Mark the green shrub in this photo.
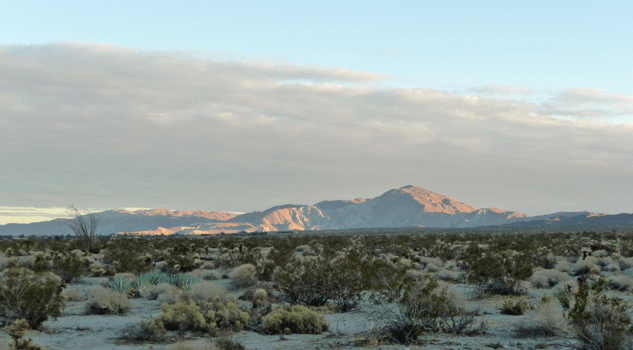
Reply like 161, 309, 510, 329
0, 268, 65, 329
260, 305, 328, 335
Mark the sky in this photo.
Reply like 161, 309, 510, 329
1, 1, 633, 224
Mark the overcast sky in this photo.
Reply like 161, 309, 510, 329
1, 1, 633, 224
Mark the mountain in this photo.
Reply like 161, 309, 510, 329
1, 185, 629, 236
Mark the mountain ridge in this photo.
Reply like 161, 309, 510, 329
1, 185, 629, 236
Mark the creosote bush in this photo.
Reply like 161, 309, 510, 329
369, 269, 486, 345
563, 276, 633, 350
463, 246, 532, 296
0, 267, 65, 329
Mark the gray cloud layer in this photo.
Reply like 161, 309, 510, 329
2, 42, 632, 216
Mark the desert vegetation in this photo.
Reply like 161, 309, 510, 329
2, 228, 633, 349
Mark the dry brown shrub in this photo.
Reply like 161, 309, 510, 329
144, 283, 181, 301
63, 288, 85, 302
228, 263, 257, 288
85, 286, 132, 315
189, 282, 229, 304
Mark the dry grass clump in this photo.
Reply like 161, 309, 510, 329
62, 288, 85, 302
228, 263, 257, 289
85, 286, 132, 315
530, 269, 572, 289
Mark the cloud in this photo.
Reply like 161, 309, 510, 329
541, 88, 633, 119
467, 84, 538, 96
1, 42, 633, 216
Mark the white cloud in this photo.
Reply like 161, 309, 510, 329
1, 42, 632, 216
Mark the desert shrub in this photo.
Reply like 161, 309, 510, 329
62, 288, 84, 302
498, 297, 533, 315
562, 276, 633, 350
272, 246, 371, 312
190, 269, 221, 281
189, 283, 229, 305
272, 255, 328, 307
260, 304, 328, 335
514, 298, 569, 338
605, 275, 633, 292
556, 260, 573, 273
124, 318, 167, 343
152, 298, 249, 337
102, 248, 153, 275
143, 283, 181, 301
434, 269, 461, 282
531, 269, 572, 289
6, 318, 46, 350
617, 257, 633, 271
165, 249, 203, 273
0, 267, 65, 329
251, 288, 268, 308
228, 264, 257, 289
423, 263, 441, 273
553, 279, 579, 296
369, 271, 486, 344
85, 286, 132, 315
155, 301, 207, 336
464, 250, 532, 296
418, 256, 444, 269
0, 251, 11, 270
213, 337, 245, 350
574, 257, 601, 276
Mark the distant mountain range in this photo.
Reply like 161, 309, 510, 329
2, 185, 633, 236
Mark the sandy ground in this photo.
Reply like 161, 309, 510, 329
3, 275, 622, 350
